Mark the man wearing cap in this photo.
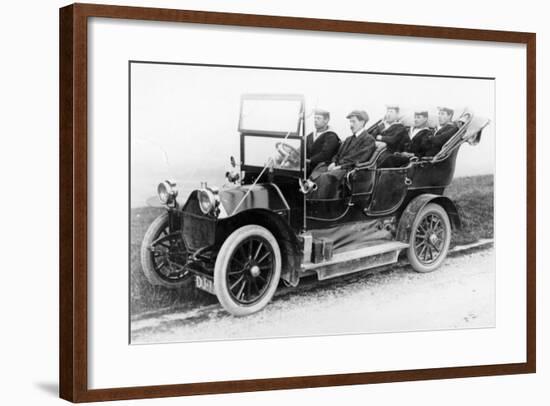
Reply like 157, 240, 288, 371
305, 109, 341, 173
424, 106, 459, 157
300, 110, 375, 198
329, 110, 375, 170
369, 105, 410, 157
378, 110, 434, 168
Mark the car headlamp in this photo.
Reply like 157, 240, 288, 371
198, 188, 219, 215
157, 181, 178, 204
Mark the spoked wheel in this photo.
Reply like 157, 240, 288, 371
407, 203, 451, 273
140, 212, 191, 288
214, 225, 281, 316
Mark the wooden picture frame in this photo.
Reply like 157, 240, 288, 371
59, 3, 536, 402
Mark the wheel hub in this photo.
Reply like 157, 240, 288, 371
429, 233, 438, 245
250, 264, 261, 277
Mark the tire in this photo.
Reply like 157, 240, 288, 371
140, 212, 190, 288
407, 203, 451, 273
214, 225, 281, 316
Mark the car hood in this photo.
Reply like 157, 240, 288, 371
219, 183, 289, 217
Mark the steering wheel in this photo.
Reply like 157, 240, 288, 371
275, 142, 300, 168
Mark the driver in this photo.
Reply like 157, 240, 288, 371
300, 110, 376, 199
306, 109, 341, 173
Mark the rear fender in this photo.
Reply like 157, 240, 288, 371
396, 194, 461, 243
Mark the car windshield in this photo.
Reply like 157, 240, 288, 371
239, 95, 304, 171
243, 136, 302, 171
239, 96, 303, 135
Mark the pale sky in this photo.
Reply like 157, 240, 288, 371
130, 62, 495, 207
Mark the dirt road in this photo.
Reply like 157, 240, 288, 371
131, 246, 495, 344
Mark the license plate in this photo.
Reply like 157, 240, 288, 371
195, 275, 215, 295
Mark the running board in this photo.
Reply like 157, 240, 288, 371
302, 241, 409, 280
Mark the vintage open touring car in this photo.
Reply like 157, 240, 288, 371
140, 94, 489, 316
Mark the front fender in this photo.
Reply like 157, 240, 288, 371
216, 209, 301, 287
396, 194, 461, 243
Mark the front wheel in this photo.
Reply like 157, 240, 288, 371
140, 212, 191, 288
214, 225, 281, 316
407, 203, 451, 273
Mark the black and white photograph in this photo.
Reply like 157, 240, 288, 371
129, 61, 495, 344
2, 0, 543, 402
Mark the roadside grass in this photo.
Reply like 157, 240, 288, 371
130, 207, 216, 317
130, 174, 493, 316
444, 174, 494, 246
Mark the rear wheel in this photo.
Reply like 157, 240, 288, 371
407, 203, 451, 272
214, 225, 281, 316
140, 212, 191, 288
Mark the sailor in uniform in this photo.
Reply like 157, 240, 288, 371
305, 109, 341, 174
426, 106, 459, 157
379, 110, 434, 168
369, 105, 410, 165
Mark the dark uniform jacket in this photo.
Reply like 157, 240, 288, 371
309, 128, 375, 199
331, 128, 376, 170
406, 127, 434, 157
370, 122, 410, 153
306, 130, 340, 170
378, 127, 434, 169
425, 122, 459, 157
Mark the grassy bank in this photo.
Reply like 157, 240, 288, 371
130, 174, 493, 315
444, 174, 494, 246
130, 207, 217, 317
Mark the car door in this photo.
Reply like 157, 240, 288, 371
367, 167, 409, 215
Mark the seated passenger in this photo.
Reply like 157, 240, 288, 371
378, 110, 434, 168
424, 106, 459, 157
369, 105, 410, 162
300, 110, 376, 199
306, 109, 341, 173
